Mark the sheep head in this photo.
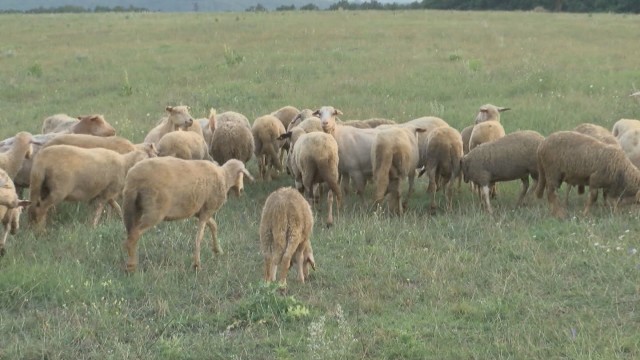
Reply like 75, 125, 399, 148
74, 115, 116, 137
222, 159, 255, 197
474, 104, 510, 125
166, 105, 194, 130
313, 106, 343, 134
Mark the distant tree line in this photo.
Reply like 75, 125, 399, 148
0, 5, 149, 14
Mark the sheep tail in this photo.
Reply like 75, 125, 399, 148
535, 153, 546, 199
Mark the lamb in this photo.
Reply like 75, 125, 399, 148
41, 114, 116, 136
260, 187, 315, 285
612, 118, 640, 139
423, 126, 464, 211
210, 118, 255, 191
122, 158, 254, 272
157, 130, 212, 161
535, 131, 640, 219
285, 131, 341, 226
41, 134, 138, 154
315, 106, 380, 196
372, 125, 425, 215
461, 130, 544, 214
271, 105, 300, 130
0, 170, 30, 256
0, 132, 34, 179
28, 143, 158, 228
252, 115, 287, 180
143, 106, 195, 145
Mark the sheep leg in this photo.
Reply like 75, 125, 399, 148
294, 248, 305, 283
426, 167, 438, 210
326, 190, 334, 227
278, 243, 298, 286
516, 177, 529, 207
547, 185, 567, 219
564, 184, 572, 207
326, 178, 342, 227
193, 219, 208, 269
0, 225, 9, 256
124, 228, 142, 272
481, 185, 493, 214
206, 217, 223, 255
387, 178, 402, 215
263, 254, 276, 282
340, 173, 351, 197
583, 188, 598, 216
445, 177, 455, 211
91, 201, 106, 228
108, 199, 123, 220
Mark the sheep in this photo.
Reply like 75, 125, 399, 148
217, 111, 251, 129
287, 109, 315, 131
315, 106, 380, 196
42, 114, 116, 136
157, 130, 212, 161
474, 104, 510, 124
372, 125, 424, 214
460, 125, 474, 155
612, 118, 640, 139
41, 133, 138, 154
535, 131, 640, 219
28, 143, 158, 229
619, 128, 640, 168
0, 133, 59, 195
260, 187, 315, 285
284, 131, 341, 226
252, 115, 287, 180
401, 116, 450, 169
271, 105, 300, 130
0, 170, 30, 256
573, 123, 619, 147
341, 118, 396, 129
143, 106, 195, 145
197, 108, 217, 149
423, 126, 464, 211
461, 130, 544, 214
210, 119, 255, 192
469, 121, 505, 151
122, 158, 254, 272
0, 132, 34, 179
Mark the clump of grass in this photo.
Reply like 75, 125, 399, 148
466, 58, 483, 72
27, 63, 43, 77
223, 44, 245, 67
448, 52, 462, 61
121, 70, 133, 96
308, 304, 357, 360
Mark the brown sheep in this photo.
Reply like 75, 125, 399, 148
0, 132, 34, 179
144, 106, 195, 145
157, 130, 212, 161
122, 158, 254, 272
252, 115, 287, 181
271, 105, 300, 130
210, 119, 255, 189
28, 144, 158, 228
0, 169, 30, 256
536, 131, 640, 219
469, 121, 505, 151
474, 104, 510, 124
423, 126, 464, 211
42, 134, 138, 154
42, 114, 116, 136
461, 130, 544, 214
260, 187, 315, 285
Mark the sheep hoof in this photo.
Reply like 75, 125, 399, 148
192, 263, 200, 270
124, 263, 137, 273
326, 222, 333, 229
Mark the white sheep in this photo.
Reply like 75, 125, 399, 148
286, 131, 341, 226
252, 115, 287, 180
41, 114, 117, 136
260, 187, 315, 285
372, 125, 424, 214
157, 129, 212, 161
217, 111, 251, 129
612, 118, 640, 139
0, 132, 34, 179
122, 158, 254, 272
0, 133, 58, 195
469, 120, 505, 151
210, 118, 255, 191
28, 143, 158, 228
0, 169, 30, 256
315, 106, 380, 196
423, 126, 464, 211
461, 130, 544, 214
143, 106, 195, 145
536, 131, 640, 219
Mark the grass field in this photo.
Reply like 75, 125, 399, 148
1, 9, 640, 359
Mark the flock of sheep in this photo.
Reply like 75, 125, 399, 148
1, 95, 640, 284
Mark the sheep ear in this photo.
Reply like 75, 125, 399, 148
334, 109, 343, 116
165, 106, 174, 113
31, 139, 45, 146
498, 107, 511, 112
17, 200, 31, 207
242, 168, 255, 182
415, 127, 427, 133
277, 132, 292, 140
312, 109, 321, 117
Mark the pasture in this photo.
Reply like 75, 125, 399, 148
1, 9, 640, 359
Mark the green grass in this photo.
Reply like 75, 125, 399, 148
1, 10, 640, 359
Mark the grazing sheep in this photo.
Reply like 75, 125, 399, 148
157, 130, 212, 161
143, 106, 195, 145
271, 105, 300, 130
42, 134, 138, 154
122, 158, 254, 272
469, 120, 505, 151
474, 104, 510, 124
42, 114, 116, 136
315, 106, 380, 196
372, 126, 425, 215
0, 132, 34, 179
260, 187, 315, 285
252, 115, 287, 180
612, 118, 640, 139
28, 143, 158, 228
0, 170, 30, 256
285, 131, 341, 226
536, 131, 640, 219
461, 130, 544, 214
210, 119, 255, 192
423, 126, 464, 211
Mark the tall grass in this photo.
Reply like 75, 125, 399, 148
0, 10, 639, 359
